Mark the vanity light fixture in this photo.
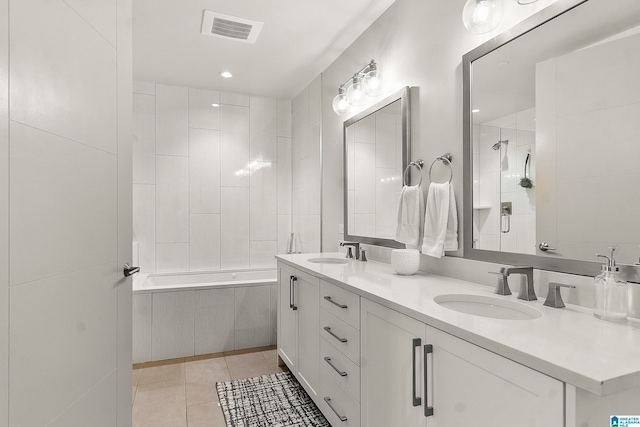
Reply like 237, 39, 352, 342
463, 0, 539, 34
332, 60, 386, 115
332, 85, 351, 115
462, 0, 505, 34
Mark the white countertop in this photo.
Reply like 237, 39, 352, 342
276, 252, 640, 396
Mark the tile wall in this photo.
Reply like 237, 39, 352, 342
473, 108, 536, 254
537, 32, 640, 265
133, 82, 292, 273
291, 75, 322, 253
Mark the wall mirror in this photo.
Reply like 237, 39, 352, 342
463, 0, 640, 277
344, 86, 411, 248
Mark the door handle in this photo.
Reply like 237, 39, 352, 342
123, 263, 140, 277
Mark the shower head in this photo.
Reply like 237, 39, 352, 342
492, 139, 509, 150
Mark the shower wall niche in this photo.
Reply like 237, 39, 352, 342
473, 108, 536, 255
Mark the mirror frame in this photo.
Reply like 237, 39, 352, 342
343, 86, 411, 249
462, 0, 640, 280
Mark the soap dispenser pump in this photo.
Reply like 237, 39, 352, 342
594, 247, 628, 322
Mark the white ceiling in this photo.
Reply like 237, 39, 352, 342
133, 0, 397, 100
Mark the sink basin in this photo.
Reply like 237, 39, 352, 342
307, 257, 350, 265
434, 294, 542, 320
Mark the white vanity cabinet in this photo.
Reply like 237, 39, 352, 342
277, 263, 320, 400
361, 298, 564, 427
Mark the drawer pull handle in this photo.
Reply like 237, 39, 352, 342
324, 396, 348, 422
324, 326, 348, 343
324, 356, 347, 377
412, 338, 422, 407
324, 296, 348, 309
424, 344, 434, 417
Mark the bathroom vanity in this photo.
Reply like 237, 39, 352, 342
276, 253, 640, 427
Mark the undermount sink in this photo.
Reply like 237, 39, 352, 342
307, 257, 350, 265
434, 294, 542, 320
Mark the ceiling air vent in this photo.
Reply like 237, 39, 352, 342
201, 11, 264, 44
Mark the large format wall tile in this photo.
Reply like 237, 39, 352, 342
277, 100, 292, 138
190, 214, 221, 271
156, 84, 188, 156
194, 288, 235, 354
10, 122, 117, 285
133, 184, 156, 273
250, 163, 277, 241
133, 94, 156, 184
221, 187, 250, 269
221, 105, 250, 188
9, 263, 117, 427
156, 243, 189, 272
250, 241, 277, 268
189, 128, 221, 214
250, 96, 277, 162
234, 286, 271, 349
156, 155, 189, 243
64, 0, 117, 46
152, 291, 195, 360
189, 88, 220, 130
277, 137, 292, 215
10, 0, 117, 154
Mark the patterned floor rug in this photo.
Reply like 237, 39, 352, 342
216, 371, 330, 427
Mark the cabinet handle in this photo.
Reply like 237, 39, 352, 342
324, 356, 347, 377
412, 338, 422, 407
324, 397, 348, 422
289, 276, 298, 310
324, 295, 348, 309
424, 344, 434, 417
324, 326, 347, 343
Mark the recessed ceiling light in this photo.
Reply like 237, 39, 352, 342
220, 71, 233, 78
211, 103, 220, 107
472, 109, 480, 113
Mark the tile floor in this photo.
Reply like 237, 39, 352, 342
132, 349, 287, 427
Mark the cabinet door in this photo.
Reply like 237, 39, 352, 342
296, 271, 320, 399
278, 264, 297, 370
361, 298, 427, 427
426, 325, 564, 427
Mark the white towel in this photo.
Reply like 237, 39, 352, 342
421, 182, 458, 258
395, 185, 425, 247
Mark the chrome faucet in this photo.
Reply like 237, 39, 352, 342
504, 266, 536, 301
340, 241, 361, 260
488, 267, 511, 295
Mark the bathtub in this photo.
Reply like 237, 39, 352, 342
133, 268, 277, 293
132, 269, 278, 364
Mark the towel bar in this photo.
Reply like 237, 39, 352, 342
403, 159, 425, 186
428, 153, 453, 184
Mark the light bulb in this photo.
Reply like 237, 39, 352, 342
332, 86, 351, 115
363, 61, 385, 97
346, 75, 367, 106
462, 0, 504, 35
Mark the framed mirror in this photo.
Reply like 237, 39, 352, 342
463, 0, 640, 277
344, 86, 411, 248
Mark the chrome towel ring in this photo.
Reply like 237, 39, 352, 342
428, 153, 453, 184
402, 159, 425, 186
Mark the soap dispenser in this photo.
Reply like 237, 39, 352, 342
594, 247, 628, 322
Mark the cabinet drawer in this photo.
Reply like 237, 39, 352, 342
320, 280, 360, 329
320, 309, 360, 365
321, 337, 360, 401
320, 368, 361, 427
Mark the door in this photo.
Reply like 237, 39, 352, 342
278, 264, 297, 370
3, 0, 133, 425
361, 298, 427, 427
426, 325, 564, 426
